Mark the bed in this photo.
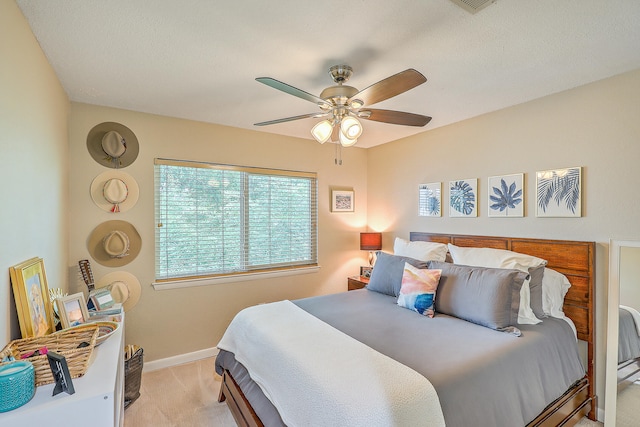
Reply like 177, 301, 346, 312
215, 232, 596, 426
617, 305, 640, 391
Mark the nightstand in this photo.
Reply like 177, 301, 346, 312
347, 275, 369, 291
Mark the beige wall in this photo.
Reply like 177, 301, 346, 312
67, 103, 369, 361
6, 0, 640, 415
367, 68, 640, 415
0, 1, 69, 344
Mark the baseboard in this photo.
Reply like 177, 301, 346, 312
143, 347, 219, 372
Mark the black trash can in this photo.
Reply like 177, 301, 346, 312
124, 345, 143, 409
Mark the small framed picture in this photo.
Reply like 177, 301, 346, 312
47, 351, 75, 396
56, 293, 90, 329
360, 266, 373, 278
331, 190, 354, 212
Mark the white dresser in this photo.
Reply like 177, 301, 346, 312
0, 323, 125, 426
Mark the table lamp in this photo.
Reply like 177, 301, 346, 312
360, 232, 382, 267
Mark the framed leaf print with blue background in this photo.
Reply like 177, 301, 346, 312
419, 182, 441, 217
536, 167, 582, 217
449, 179, 477, 217
488, 173, 524, 217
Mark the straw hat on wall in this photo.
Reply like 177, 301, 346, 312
86, 122, 139, 169
96, 271, 141, 312
87, 220, 141, 267
90, 171, 139, 213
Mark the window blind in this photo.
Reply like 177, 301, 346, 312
154, 158, 318, 281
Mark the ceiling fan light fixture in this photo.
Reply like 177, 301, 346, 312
340, 116, 363, 140
349, 99, 364, 109
338, 131, 357, 147
311, 120, 333, 144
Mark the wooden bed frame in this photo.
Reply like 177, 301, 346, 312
218, 232, 597, 426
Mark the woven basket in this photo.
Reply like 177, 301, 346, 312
0, 323, 99, 386
124, 345, 143, 408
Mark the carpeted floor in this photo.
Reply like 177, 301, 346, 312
125, 357, 605, 427
615, 381, 640, 427
124, 357, 235, 426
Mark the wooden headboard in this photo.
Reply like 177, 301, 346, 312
410, 232, 596, 418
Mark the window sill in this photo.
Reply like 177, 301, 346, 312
152, 265, 321, 291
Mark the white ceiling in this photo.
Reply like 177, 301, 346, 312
16, 0, 640, 148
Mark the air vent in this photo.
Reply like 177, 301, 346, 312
450, 0, 496, 14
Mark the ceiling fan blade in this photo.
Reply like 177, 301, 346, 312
256, 77, 332, 108
359, 109, 432, 127
348, 69, 427, 107
254, 112, 329, 126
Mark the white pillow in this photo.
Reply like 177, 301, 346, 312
447, 243, 547, 325
541, 267, 571, 318
394, 238, 448, 262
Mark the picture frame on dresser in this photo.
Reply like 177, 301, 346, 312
9, 257, 55, 338
56, 293, 90, 329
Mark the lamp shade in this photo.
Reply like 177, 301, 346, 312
360, 232, 382, 251
311, 120, 333, 144
340, 116, 363, 139
338, 131, 357, 147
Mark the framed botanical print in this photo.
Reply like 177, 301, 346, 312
488, 173, 524, 217
419, 182, 442, 217
536, 167, 582, 217
449, 179, 477, 217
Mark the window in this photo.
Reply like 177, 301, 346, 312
154, 158, 317, 283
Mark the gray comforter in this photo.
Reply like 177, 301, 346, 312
216, 289, 585, 427
618, 307, 640, 364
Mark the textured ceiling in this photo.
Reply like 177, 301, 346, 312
16, 0, 640, 148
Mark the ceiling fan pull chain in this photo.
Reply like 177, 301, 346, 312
334, 142, 343, 166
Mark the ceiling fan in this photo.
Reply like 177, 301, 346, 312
254, 65, 432, 147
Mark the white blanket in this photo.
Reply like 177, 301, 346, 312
217, 300, 445, 427
620, 305, 640, 336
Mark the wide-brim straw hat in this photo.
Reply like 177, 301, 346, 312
87, 220, 141, 267
90, 170, 139, 213
96, 271, 141, 312
86, 122, 139, 169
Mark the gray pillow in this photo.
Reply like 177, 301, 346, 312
429, 261, 528, 336
528, 265, 546, 319
367, 252, 429, 297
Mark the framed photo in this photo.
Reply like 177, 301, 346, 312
536, 167, 582, 217
449, 179, 477, 217
331, 190, 354, 212
360, 266, 373, 278
56, 293, 91, 329
488, 173, 524, 218
47, 351, 75, 396
419, 182, 442, 217
9, 257, 55, 338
